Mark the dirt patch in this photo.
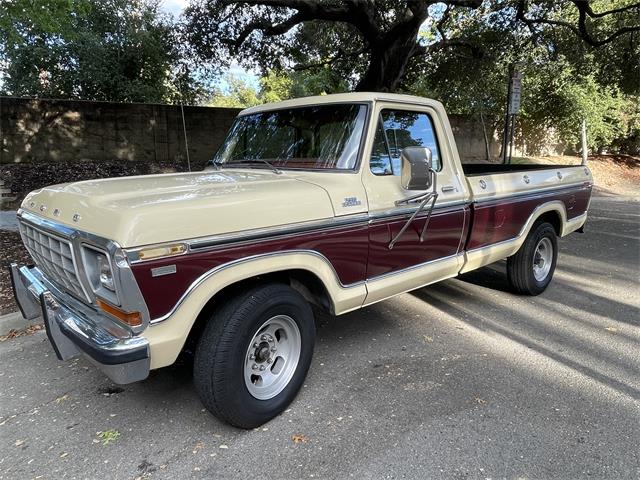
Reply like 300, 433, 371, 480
526, 154, 640, 196
0, 231, 32, 315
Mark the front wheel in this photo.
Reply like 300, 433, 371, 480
194, 283, 315, 429
507, 221, 558, 295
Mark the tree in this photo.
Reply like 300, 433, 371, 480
0, 0, 196, 103
183, 0, 640, 92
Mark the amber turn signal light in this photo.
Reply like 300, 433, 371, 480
97, 299, 143, 327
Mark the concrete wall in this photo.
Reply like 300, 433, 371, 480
0, 97, 240, 169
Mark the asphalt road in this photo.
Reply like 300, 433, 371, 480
1, 194, 638, 480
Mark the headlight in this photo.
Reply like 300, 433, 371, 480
81, 245, 119, 305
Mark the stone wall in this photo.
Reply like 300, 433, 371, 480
0, 97, 240, 169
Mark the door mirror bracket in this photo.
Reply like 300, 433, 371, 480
389, 147, 439, 250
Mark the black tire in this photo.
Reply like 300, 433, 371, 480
193, 283, 315, 429
507, 221, 558, 295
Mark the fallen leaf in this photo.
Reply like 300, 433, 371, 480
605, 326, 618, 332
14, 439, 24, 447
193, 442, 204, 454
219, 444, 228, 449
0, 324, 44, 342
55, 394, 70, 404
423, 335, 434, 343
291, 434, 309, 444
474, 396, 487, 405
60, 452, 69, 458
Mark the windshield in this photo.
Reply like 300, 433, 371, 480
211, 103, 368, 171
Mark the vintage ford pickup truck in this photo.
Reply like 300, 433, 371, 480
11, 93, 592, 428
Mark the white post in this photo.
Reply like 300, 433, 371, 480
581, 120, 588, 165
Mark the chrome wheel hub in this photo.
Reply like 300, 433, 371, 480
244, 315, 301, 400
533, 237, 553, 281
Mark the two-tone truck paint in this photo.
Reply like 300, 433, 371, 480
11, 93, 592, 428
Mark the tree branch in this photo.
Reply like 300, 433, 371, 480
292, 47, 367, 71
223, 0, 382, 45
517, 0, 640, 47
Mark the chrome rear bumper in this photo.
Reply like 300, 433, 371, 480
10, 264, 149, 384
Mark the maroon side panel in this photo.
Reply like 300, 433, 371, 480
467, 184, 592, 250
366, 206, 468, 278
132, 224, 369, 319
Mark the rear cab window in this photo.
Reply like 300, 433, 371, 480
370, 109, 442, 175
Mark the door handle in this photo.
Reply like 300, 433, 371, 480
441, 185, 455, 193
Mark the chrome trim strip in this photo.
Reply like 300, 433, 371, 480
366, 253, 460, 283
17, 210, 151, 332
368, 200, 468, 222
472, 181, 591, 205
149, 249, 364, 324
125, 202, 469, 264
125, 214, 370, 263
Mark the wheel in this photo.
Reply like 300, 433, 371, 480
193, 283, 315, 429
507, 221, 558, 295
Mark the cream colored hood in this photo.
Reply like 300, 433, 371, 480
20, 170, 335, 247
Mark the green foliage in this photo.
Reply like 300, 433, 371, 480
0, 0, 194, 103
207, 69, 349, 108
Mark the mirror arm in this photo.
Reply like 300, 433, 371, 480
388, 170, 439, 250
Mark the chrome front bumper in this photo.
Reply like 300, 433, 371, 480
10, 264, 150, 384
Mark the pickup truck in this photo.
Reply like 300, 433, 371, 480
11, 93, 592, 428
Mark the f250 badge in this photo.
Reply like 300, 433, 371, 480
342, 197, 362, 208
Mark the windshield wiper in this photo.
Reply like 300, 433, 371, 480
207, 159, 223, 170
232, 159, 282, 175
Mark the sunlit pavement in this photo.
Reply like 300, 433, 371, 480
1, 194, 638, 479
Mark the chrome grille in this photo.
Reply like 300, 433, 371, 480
19, 221, 88, 301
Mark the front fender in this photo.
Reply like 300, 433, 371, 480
143, 250, 366, 369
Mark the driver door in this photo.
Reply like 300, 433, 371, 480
361, 103, 469, 305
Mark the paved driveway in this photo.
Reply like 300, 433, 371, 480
1, 195, 638, 479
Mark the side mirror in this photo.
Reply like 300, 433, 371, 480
400, 147, 433, 190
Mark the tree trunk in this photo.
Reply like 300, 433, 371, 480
354, 25, 422, 92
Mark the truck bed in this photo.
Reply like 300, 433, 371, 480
462, 163, 577, 176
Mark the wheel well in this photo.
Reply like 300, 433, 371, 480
535, 210, 562, 236
182, 269, 333, 355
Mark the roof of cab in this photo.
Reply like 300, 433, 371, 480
239, 92, 444, 116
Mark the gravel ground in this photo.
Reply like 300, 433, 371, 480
0, 195, 638, 479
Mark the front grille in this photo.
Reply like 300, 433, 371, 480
19, 221, 88, 301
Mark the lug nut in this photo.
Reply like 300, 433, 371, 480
267, 358, 273, 364
270, 347, 277, 352
261, 335, 267, 341
252, 364, 258, 370
259, 365, 266, 371
249, 354, 255, 360
253, 342, 259, 348
268, 338, 274, 343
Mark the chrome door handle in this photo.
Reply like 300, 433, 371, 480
441, 185, 455, 193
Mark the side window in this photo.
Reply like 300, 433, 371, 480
370, 109, 442, 175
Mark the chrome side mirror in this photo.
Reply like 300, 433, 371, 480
400, 147, 433, 190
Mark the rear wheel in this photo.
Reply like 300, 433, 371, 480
193, 283, 315, 429
507, 221, 558, 295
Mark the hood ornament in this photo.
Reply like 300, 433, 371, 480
72, 213, 81, 223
